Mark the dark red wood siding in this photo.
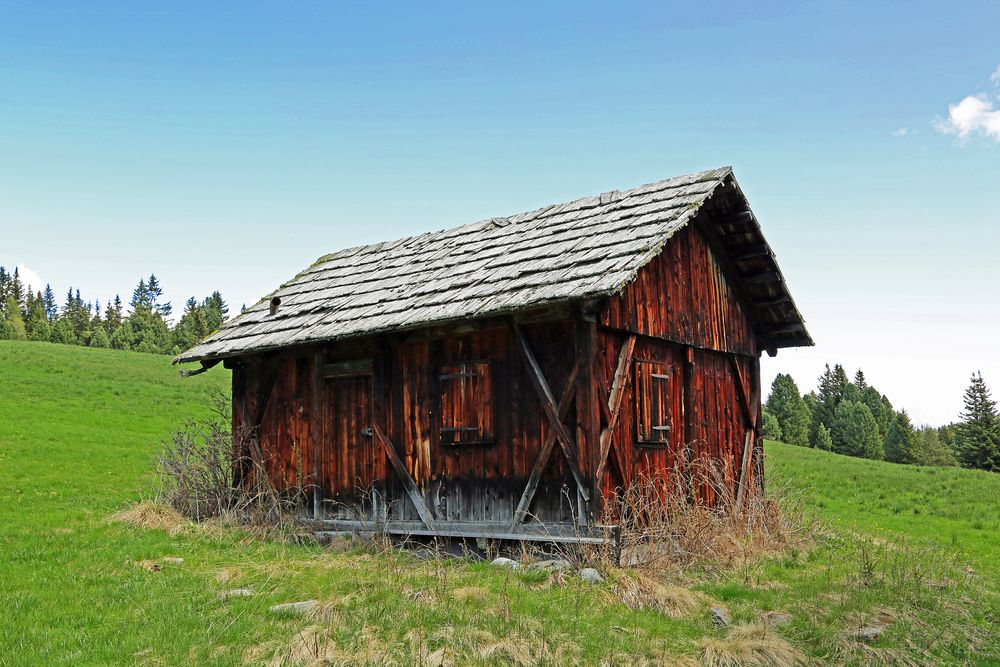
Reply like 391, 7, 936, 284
599, 223, 757, 357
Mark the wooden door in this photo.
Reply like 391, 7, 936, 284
318, 373, 375, 518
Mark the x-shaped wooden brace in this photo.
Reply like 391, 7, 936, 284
508, 322, 590, 530
594, 334, 637, 486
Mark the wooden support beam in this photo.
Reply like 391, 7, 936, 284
510, 321, 590, 502
510, 359, 580, 530
371, 422, 436, 530
729, 355, 761, 509
742, 270, 782, 285
755, 295, 792, 309
311, 351, 324, 520
321, 358, 373, 378
178, 359, 220, 377
594, 334, 637, 485
766, 322, 805, 336
681, 346, 696, 497
575, 317, 601, 523
730, 243, 772, 261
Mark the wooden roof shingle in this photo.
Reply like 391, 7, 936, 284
176, 167, 811, 363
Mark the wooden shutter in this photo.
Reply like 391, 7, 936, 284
634, 360, 671, 444
439, 361, 494, 445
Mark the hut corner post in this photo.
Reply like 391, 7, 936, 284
574, 313, 601, 525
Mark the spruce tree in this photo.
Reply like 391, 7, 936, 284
913, 428, 958, 467
765, 373, 810, 446
954, 372, 1000, 472
89, 325, 111, 348
885, 410, 919, 464
854, 369, 868, 392
815, 423, 834, 450
831, 400, 884, 459
24, 292, 50, 342
42, 284, 57, 321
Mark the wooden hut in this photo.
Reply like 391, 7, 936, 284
176, 167, 812, 543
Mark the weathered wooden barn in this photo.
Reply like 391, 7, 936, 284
176, 167, 811, 542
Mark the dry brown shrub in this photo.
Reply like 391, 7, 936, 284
699, 623, 811, 667
598, 457, 814, 573
150, 394, 311, 541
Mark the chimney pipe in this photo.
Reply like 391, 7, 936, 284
269, 296, 281, 316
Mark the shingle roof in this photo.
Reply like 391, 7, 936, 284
176, 167, 810, 363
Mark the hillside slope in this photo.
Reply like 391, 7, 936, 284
0, 341, 996, 665
766, 440, 1000, 579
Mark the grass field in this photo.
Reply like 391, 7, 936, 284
1, 340, 997, 665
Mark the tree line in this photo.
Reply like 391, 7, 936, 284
0, 266, 228, 355
763, 364, 1000, 473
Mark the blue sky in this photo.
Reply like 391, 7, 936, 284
2, 2, 998, 425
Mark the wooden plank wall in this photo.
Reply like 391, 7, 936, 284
594, 332, 758, 506
599, 224, 757, 357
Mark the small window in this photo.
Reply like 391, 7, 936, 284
634, 360, 672, 444
440, 360, 494, 445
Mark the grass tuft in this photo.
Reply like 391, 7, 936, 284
110, 499, 188, 534
699, 623, 810, 667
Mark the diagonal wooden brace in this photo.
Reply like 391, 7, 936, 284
372, 422, 437, 530
509, 359, 580, 530
510, 322, 590, 502
595, 334, 636, 484
729, 355, 761, 508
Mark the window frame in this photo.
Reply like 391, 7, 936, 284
633, 359, 673, 446
438, 359, 495, 446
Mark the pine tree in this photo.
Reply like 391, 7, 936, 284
885, 410, 919, 464
765, 373, 810, 446
812, 364, 848, 442
954, 372, 1000, 472
831, 400, 884, 459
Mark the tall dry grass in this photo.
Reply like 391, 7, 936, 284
595, 457, 815, 575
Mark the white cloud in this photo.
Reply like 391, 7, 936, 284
892, 127, 911, 137
15, 263, 45, 294
935, 94, 1000, 142
991, 64, 1000, 85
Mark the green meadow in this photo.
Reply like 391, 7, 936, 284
1, 340, 997, 665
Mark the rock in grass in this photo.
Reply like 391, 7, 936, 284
854, 626, 883, 643
528, 559, 571, 572
219, 588, 253, 600
759, 611, 792, 626
710, 606, 732, 628
491, 557, 521, 570
578, 568, 604, 584
269, 600, 318, 615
